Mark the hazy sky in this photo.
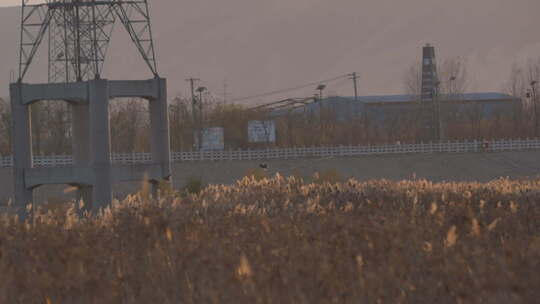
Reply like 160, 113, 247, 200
0, 1, 16, 6
1, 0, 539, 103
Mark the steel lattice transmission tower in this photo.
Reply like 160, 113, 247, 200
11, 0, 170, 217
18, 0, 158, 82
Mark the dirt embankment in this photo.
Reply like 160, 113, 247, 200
0, 150, 539, 204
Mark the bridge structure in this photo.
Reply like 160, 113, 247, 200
10, 0, 171, 216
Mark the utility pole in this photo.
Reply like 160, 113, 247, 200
197, 86, 207, 126
223, 78, 228, 104
186, 78, 200, 149
434, 80, 442, 141
315, 85, 326, 144
316, 84, 326, 100
531, 81, 538, 137
349, 72, 359, 101
450, 75, 456, 96
196, 86, 208, 150
186, 78, 200, 121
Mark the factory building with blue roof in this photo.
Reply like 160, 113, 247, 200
273, 91, 520, 141
299, 92, 519, 122
264, 44, 521, 142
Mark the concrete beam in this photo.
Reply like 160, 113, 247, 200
13, 79, 165, 105
112, 164, 163, 183
25, 167, 94, 189
18, 82, 88, 105
108, 79, 161, 100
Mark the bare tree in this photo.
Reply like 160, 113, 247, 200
404, 56, 469, 96
29, 100, 71, 155
404, 56, 471, 141
0, 98, 11, 155
404, 61, 422, 96
527, 58, 540, 86
504, 58, 540, 137
169, 96, 195, 151
463, 101, 483, 139
110, 98, 150, 153
505, 63, 527, 98
439, 56, 468, 96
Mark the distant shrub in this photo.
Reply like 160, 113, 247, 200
183, 176, 206, 195
290, 169, 305, 181
244, 167, 269, 181
313, 168, 343, 184
157, 180, 177, 197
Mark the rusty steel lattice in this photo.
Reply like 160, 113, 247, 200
19, 0, 158, 83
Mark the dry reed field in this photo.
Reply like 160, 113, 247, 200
1, 175, 540, 303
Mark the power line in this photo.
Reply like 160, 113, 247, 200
325, 78, 352, 93
230, 74, 351, 104
248, 77, 357, 110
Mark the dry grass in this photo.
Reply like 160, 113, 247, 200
1, 176, 540, 303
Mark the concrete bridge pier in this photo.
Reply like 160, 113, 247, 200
89, 80, 113, 211
10, 78, 171, 216
9, 84, 33, 218
72, 101, 92, 210
149, 78, 171, 197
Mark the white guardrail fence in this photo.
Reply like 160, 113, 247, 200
1, 138, 540, 168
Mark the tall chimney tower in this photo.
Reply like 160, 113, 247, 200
421, 43, 438, 101
418, 43, 441, 142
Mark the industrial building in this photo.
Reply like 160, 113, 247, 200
271, 44, 520, 141
303, 92, 519, 124
279, 91, 519, 142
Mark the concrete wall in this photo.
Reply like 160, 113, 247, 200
1, 150, 539, 205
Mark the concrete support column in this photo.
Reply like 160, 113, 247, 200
72, 103, 90, 165
88, 80, 112, 211
149, 78, 171, 197
71, 103, 93, 207
71, 183, 92, 214
10, 83, 33, 217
